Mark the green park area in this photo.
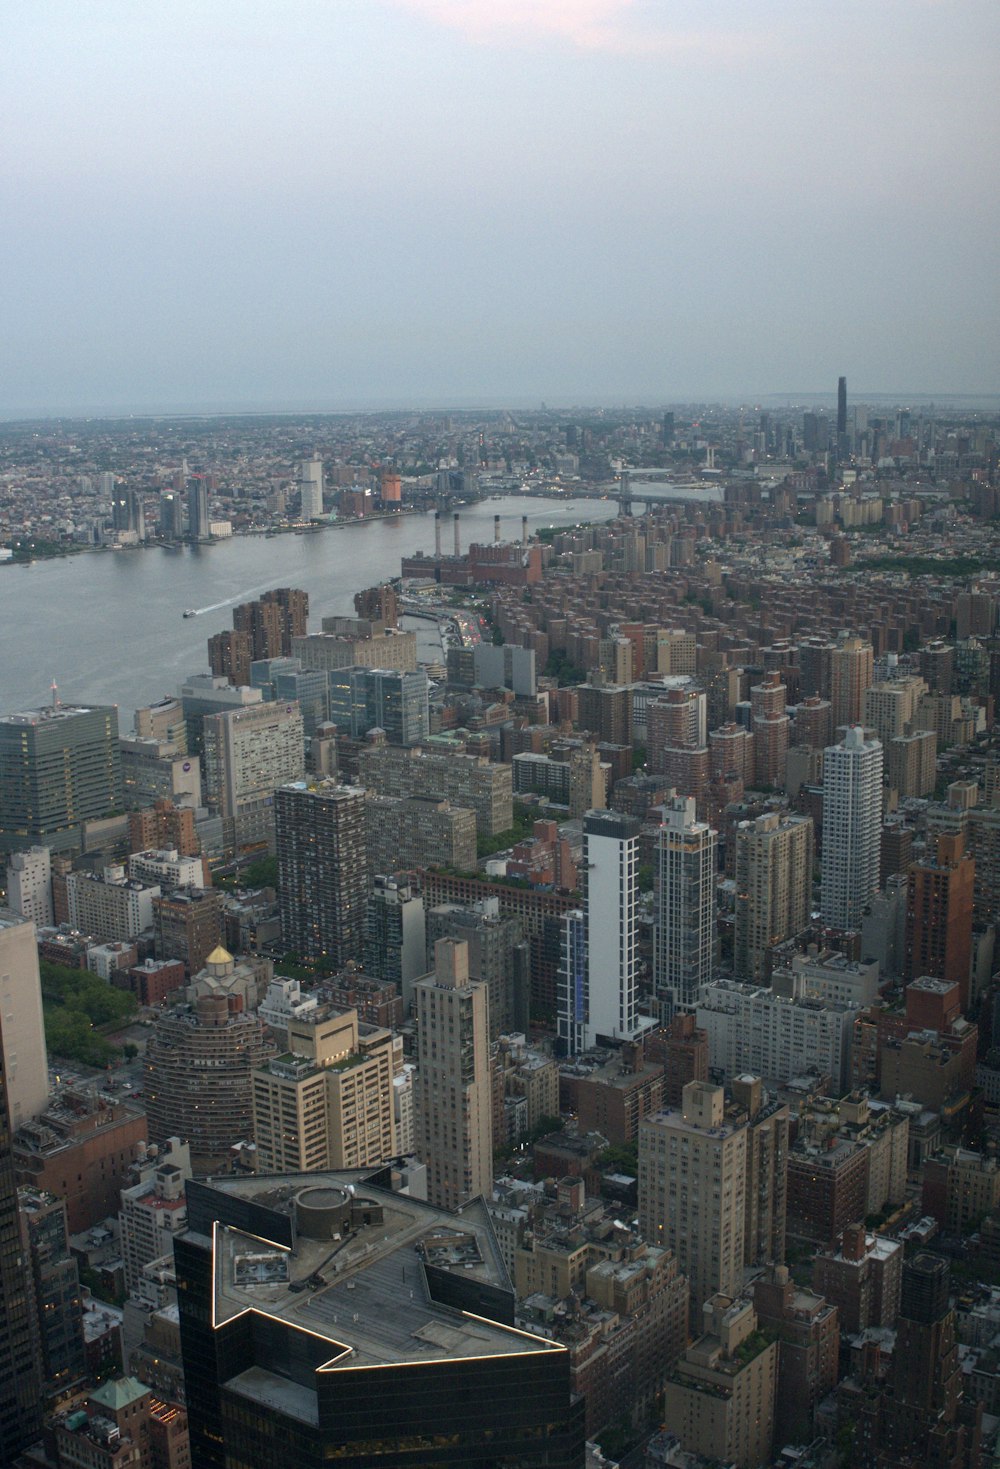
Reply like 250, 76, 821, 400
41, 959, 138, 1067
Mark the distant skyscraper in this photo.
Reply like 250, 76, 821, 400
830, 635, 874, 729
187, 477, 210, 540
252, 1006, 395, 1174
0, 703, 122, 855
426, 897, 529, 1040
202, 700, 305, 849
558, 808, 647, 1054
904, 831, 975, 1009
233, 588, 309, 660
837, 376, 847, 438
146, 987, 273, 1173
299, 453, 324, 520
821, 726, 883, 929
734, 812, 814, 984
208, 629, 253, 688
749, 672, 790, 788
158, 489, 184, 539
275, 781, 368, 967
327, 666, 430, 745
414, 937, 493, 1210
653, 796, 717, 1022
128, 487, 146, 539
365, 874, 426, 1011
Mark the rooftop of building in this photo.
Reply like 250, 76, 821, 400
1, 703, 109, 725
89, 1376, 150, 1411
562, 1050, 663, 1091
789, 1136, 864, 1168
81, 1298, 124, 1342
908, 974, 958, 995
641, 1104, 746, 1142
191, 1171, 559, 1403
821, 1232, 900, 1267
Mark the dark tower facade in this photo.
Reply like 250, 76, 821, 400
175, 1172, 585, 1469
275, 781, 368, 967
855, 1253, 981, 1468
0, 704, 123, 855
837, 375, 848, 438
0, 1010, 44, 1457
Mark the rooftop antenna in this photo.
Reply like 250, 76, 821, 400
51, 680, 60, 709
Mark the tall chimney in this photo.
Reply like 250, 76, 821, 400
494, 514, 501, 543
434, 511, 441, 559
453, 512, 460, 557
521, 515, 528, 547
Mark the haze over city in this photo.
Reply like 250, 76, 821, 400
4, 7, 1000, 1465
3, 0, 998, 416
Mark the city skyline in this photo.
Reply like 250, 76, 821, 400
3, 0, 998, 415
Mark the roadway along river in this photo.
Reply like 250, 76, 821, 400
0, 496, 616, 725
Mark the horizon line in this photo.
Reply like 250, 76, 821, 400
1, 389, 999, 425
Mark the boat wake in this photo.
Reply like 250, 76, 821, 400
185, 579, 278, 618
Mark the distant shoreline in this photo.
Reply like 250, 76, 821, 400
1, 504, 428, 566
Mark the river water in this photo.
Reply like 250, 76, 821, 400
0, 497, 615, 726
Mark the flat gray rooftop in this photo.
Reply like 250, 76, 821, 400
208, 1173, 556, 1373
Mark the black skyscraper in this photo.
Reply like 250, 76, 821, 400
0, 1011, 43, 1458
855, 1253, 981, 1468
837, 376, 847, 437
176, 1171, 585, 1469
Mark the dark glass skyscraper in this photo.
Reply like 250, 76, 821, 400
0, 1005, 43, 1457
0, 703, 122, 855
19, 1188, 86, 1401
176, 1171, 585, 1469
327, 666, 430, 745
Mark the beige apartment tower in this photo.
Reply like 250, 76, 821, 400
663, 1294, 778, 1469
733, 811, 814, 983
252, 1007, 396, 1173
414, 938, 493, 1211
863, 676, 927, 746
830, 635, 874, 729
0, 911, 49, 1128
639, 1082, 747, 1313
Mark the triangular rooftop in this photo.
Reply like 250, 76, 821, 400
89, 1376, 149, 1411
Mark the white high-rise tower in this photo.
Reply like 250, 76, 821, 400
557, 810, 647, 1054
820, 725, 883, 929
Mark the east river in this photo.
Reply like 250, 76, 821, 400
0, 496, 617, 725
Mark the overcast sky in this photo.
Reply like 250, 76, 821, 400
2, 0, 998, 414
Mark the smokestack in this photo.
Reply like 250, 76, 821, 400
453, 512, 460, 557
434, 511, 441, 559
494, 514, 501, 543
521, 515, 528, 547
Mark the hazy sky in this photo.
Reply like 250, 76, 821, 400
3, 0, 998, 413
